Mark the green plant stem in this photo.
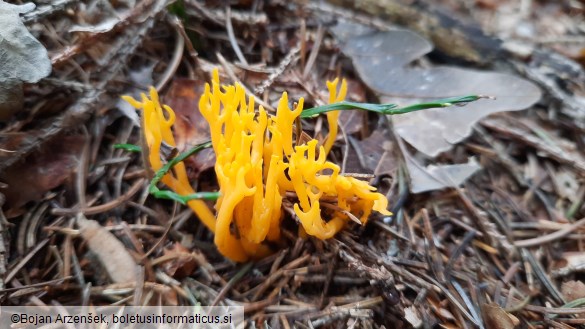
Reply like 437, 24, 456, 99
148, 141, 220, 204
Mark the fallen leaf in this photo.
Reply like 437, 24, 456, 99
404, 151, 481, 193
358, 129, 398, 175
338, 110, 364, 136
164, 79, 211, 149
161, 243, 198, 279
0, 134, 85, 211
78, 215, 139, 284
332, 22, 541, 157
331, 21, 539, 192
164, 79, 216, 178
385, 67, 541, 157
400, 136, 481, 193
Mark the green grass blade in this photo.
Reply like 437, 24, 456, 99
300, 101, 398, 118
385, 95, 483, 114
300, 95, 485, 118
114, 143, 142, 153
151, 189, 221, 203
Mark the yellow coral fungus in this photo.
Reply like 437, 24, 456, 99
322, 78, 347, 156
122, 89, 216, 231
125, 69, 391, 262
198, 69, 390, 260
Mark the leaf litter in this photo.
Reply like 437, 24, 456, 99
2, 1, 585, 328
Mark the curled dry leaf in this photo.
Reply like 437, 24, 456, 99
77, 215, 139, 284
161, 243, 198, 279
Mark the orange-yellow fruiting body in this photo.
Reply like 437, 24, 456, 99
323, 78, 347, 156
125, 69, 391, 262
122, 89, 216, 232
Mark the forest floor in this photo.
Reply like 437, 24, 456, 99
1, 0, 585, 328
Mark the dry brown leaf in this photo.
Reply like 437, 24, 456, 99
331, 21, 539, 193
161, 243, 198, 279
1, 134, 85, 211
164, 78, 216, 178
359, 129, 398, 176
338, 110, 364, 136
78, 215, 139, 284
164, 79, 210, 150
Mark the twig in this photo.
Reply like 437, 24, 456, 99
302, 25, 324, 79
254, 44, 300, 95
514, 217, 585, 247
155, 24, 185, 91
216, 52, 276, 113
51, 179, 146, 215
226, 6, 248, 65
